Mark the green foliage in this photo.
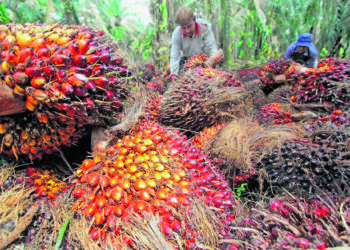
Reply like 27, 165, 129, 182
236, 183, 247, 197
0, 4, 11, 23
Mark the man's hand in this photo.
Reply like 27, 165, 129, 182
206, 49, 224, 68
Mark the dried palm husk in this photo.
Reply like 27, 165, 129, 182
209, 118, 305, 176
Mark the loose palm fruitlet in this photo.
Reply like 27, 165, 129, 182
257, 138, 350, 194
0, 23, 134, 159
72, 120, 237, 248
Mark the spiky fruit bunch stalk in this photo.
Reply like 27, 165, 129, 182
159, 67, 247, 132
257, 138, 350, 194
0, 23, 134, 159
71, 120, 237, 248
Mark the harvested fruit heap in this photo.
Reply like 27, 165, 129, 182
0, 23, 134, 160
159, 61, 247, 133
71, 120, 237, 248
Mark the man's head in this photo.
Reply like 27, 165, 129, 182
295, 33, 313, 53
175, 6, 196, 37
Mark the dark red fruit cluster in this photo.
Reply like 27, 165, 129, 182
257, 103, 292, 124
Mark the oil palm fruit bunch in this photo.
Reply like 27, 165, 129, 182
0, 23, 134, 159
304, 109, 350, 133
230, 193, 350, 249
257, 138, 350, 194
256, 103, 293, 125
289, 58, 350, 109
259, 58, 295, 94
159, 67, 247, 133
185, 55, 242, 87
71, 120, 237, 248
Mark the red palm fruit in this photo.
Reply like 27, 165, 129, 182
3, 35, 15, 50
13, 72, 29, 85
31, 37, 46, 51
84, 204, 97, 217
100, 51, 110, 64
61, 82, 74, 95
86, 54, 100, 64
77, 39, 89, 54
94, 77, 109, 88
95, 196, 107, 209
43, 66, 55, 76
1, 61, 11, 73
16, 33, 32, 49
48, 86, 63, 100
18, 48, 33, 63
160, 222, 172, 236
83, 98, 95, 109
131, 200, 148, 214
68, 66, 85, 74
73, 54, 87, 68
25, 100, 36, 111
30, 76, 46, 88
6, 53, 17, 65
167, 194, 180, 208
82, 159, 95, 170
104, 90, 114, 100
57, 36, 71, 46
32, 89, 49, 101
89, 227, 100, 241
112, 57, 123, 66
73, 87, 87, 97
1, 50, 7, 59
113, 204, 124, 217
88, 172, 100, 187
37, 112, 48, 123
14, 84, 25, 96
37, 48, 50, 58
0, 124, 9, 134
72, 187, 85, 198
56, 70, 68, 83
91, 65, 106, 75
52, 54, 69, 65
4, 75, 15, 87
139, 189, 151, 201
68, 73, 88, 87
85, 80, 96, 92
67, 43, 79, 55
112, 186, 124, 201
25, 66, 42, 77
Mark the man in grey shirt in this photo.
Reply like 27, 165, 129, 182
170, 6, 223, 76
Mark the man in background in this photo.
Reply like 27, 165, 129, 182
285, 33, 318, 68
169, 6, 223, 77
